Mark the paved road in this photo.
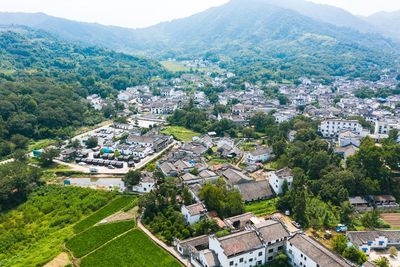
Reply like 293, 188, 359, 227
0, 158, 14, 165
137, 218, 192, 267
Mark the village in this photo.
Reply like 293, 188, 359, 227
28, 59, 398, 267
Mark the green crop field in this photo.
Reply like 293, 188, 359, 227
74, 196, 136, 233
0, 186, 116, 267
161, 126, 200, 141
80, 229, 181, 267
66, 220, 135, 258
245, 197, 279, 216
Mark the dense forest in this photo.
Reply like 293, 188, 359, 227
0, 27, 166, 158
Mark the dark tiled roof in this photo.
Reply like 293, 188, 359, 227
255, 220, 289, 243
347, 230, 400, 246
288, 234, 353, 267
218, 230, 263, 257
235, 180, 274, 202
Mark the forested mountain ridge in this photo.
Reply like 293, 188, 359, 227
365, 11, 400, 41
135, 0, 398, 82
0, 1, 398, 83
0, 26, 166, 158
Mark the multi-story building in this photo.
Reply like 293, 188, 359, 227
347, 230, 400, 255
268, 167, 293, 195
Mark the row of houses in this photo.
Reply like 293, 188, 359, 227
176, 218, 358, 267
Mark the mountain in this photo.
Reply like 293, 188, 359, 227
131, 0, 398, 81
0, 25, 165, 157
365, 10, 400, 41
0, 0, 398, 82
0, 12, 139, 51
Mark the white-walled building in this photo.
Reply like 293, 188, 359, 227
131, 172, 156, 193
181, 202, 207, 225
338, 130, 361, 147
318, 119, 363, 138
374, 120, 400, 135
245, 147, 273, 164
269, 167, 293, 195
287, 234, 353, 267
347, 230, 400, 255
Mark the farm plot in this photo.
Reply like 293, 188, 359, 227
80, 229, 181, 267
66, 220, 135, 258
245, 197, 279, 216
73, 196, 136, 233
380, 213, 400, 227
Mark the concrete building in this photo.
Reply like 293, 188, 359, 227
268, 167, 293, 195
318, 119, 362, 138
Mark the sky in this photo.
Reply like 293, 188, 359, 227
0, 0, 399, 29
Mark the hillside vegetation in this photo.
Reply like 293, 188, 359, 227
0, 27, 166, 158
0, 186, 117, 267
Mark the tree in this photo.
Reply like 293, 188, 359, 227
193, 218, 220, 236
343, 246, 367, 265
332, 234, 348, 254
361, 210, 381, 229
123, 170, 142, 188
389, 246, 398, 258
10, 134, 29, 149
39, 148, 60, 167
86, 137, 98, 148
374, 257, 389, 267
182, 186, 194, 205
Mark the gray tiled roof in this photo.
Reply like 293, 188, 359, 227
288, 234, 353, 267
347, 230, 400, 246
218, 230, 264, 257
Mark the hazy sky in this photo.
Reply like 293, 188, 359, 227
0, 0, 399, 28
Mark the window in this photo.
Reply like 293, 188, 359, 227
278, 246, 283, 251
268, 256, 273, 261
257, 261, 262, 265
239, 258, 244, 263
258, 252, 263, 256
230, 261, 234, 266
268, 248, 274, 253
249, 258, 253, 262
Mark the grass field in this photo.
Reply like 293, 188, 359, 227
66, 220, 135, 258
28, 138, 57, 151
161, 126, 200, 141
80, 229, 181, 267
245, 197, 279, 216
74, 196, 136, 233
160, 61, 190, 72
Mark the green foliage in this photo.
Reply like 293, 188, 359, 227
66, 220, 135, 258
199, 181, 244, 218
0, 28, 164, 158
192, 218, 220, 236
355, 87, 375, 99
123, 170, 142, 188
245, 198, 279, 216
80, 229, 181, 267
0, 162, 42, 211
342, 246, 367, 265
74, 196, 136, 233
374, 257, 390, 267
160, 126, 200, 141
0, 185, 115, 266
39, 147, 60, 167
332, 234, 349, 255
86, 137, 98, 148
264, 253, 291, 267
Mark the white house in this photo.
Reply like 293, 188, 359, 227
132, 172, 156, 193
347, 230, 400, 255
374, 120, 400, 135
287, 234, 353, 267
318, 119, 363, 138
181, 202, 207, 225
268, 167, 293, 195
208, 230, 266, 267
338, 130, 361, 147
245, 147, 273, 164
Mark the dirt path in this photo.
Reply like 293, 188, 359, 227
137, 219, 191, 267
96, 208, 137, 225
44, 252, 70, 267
